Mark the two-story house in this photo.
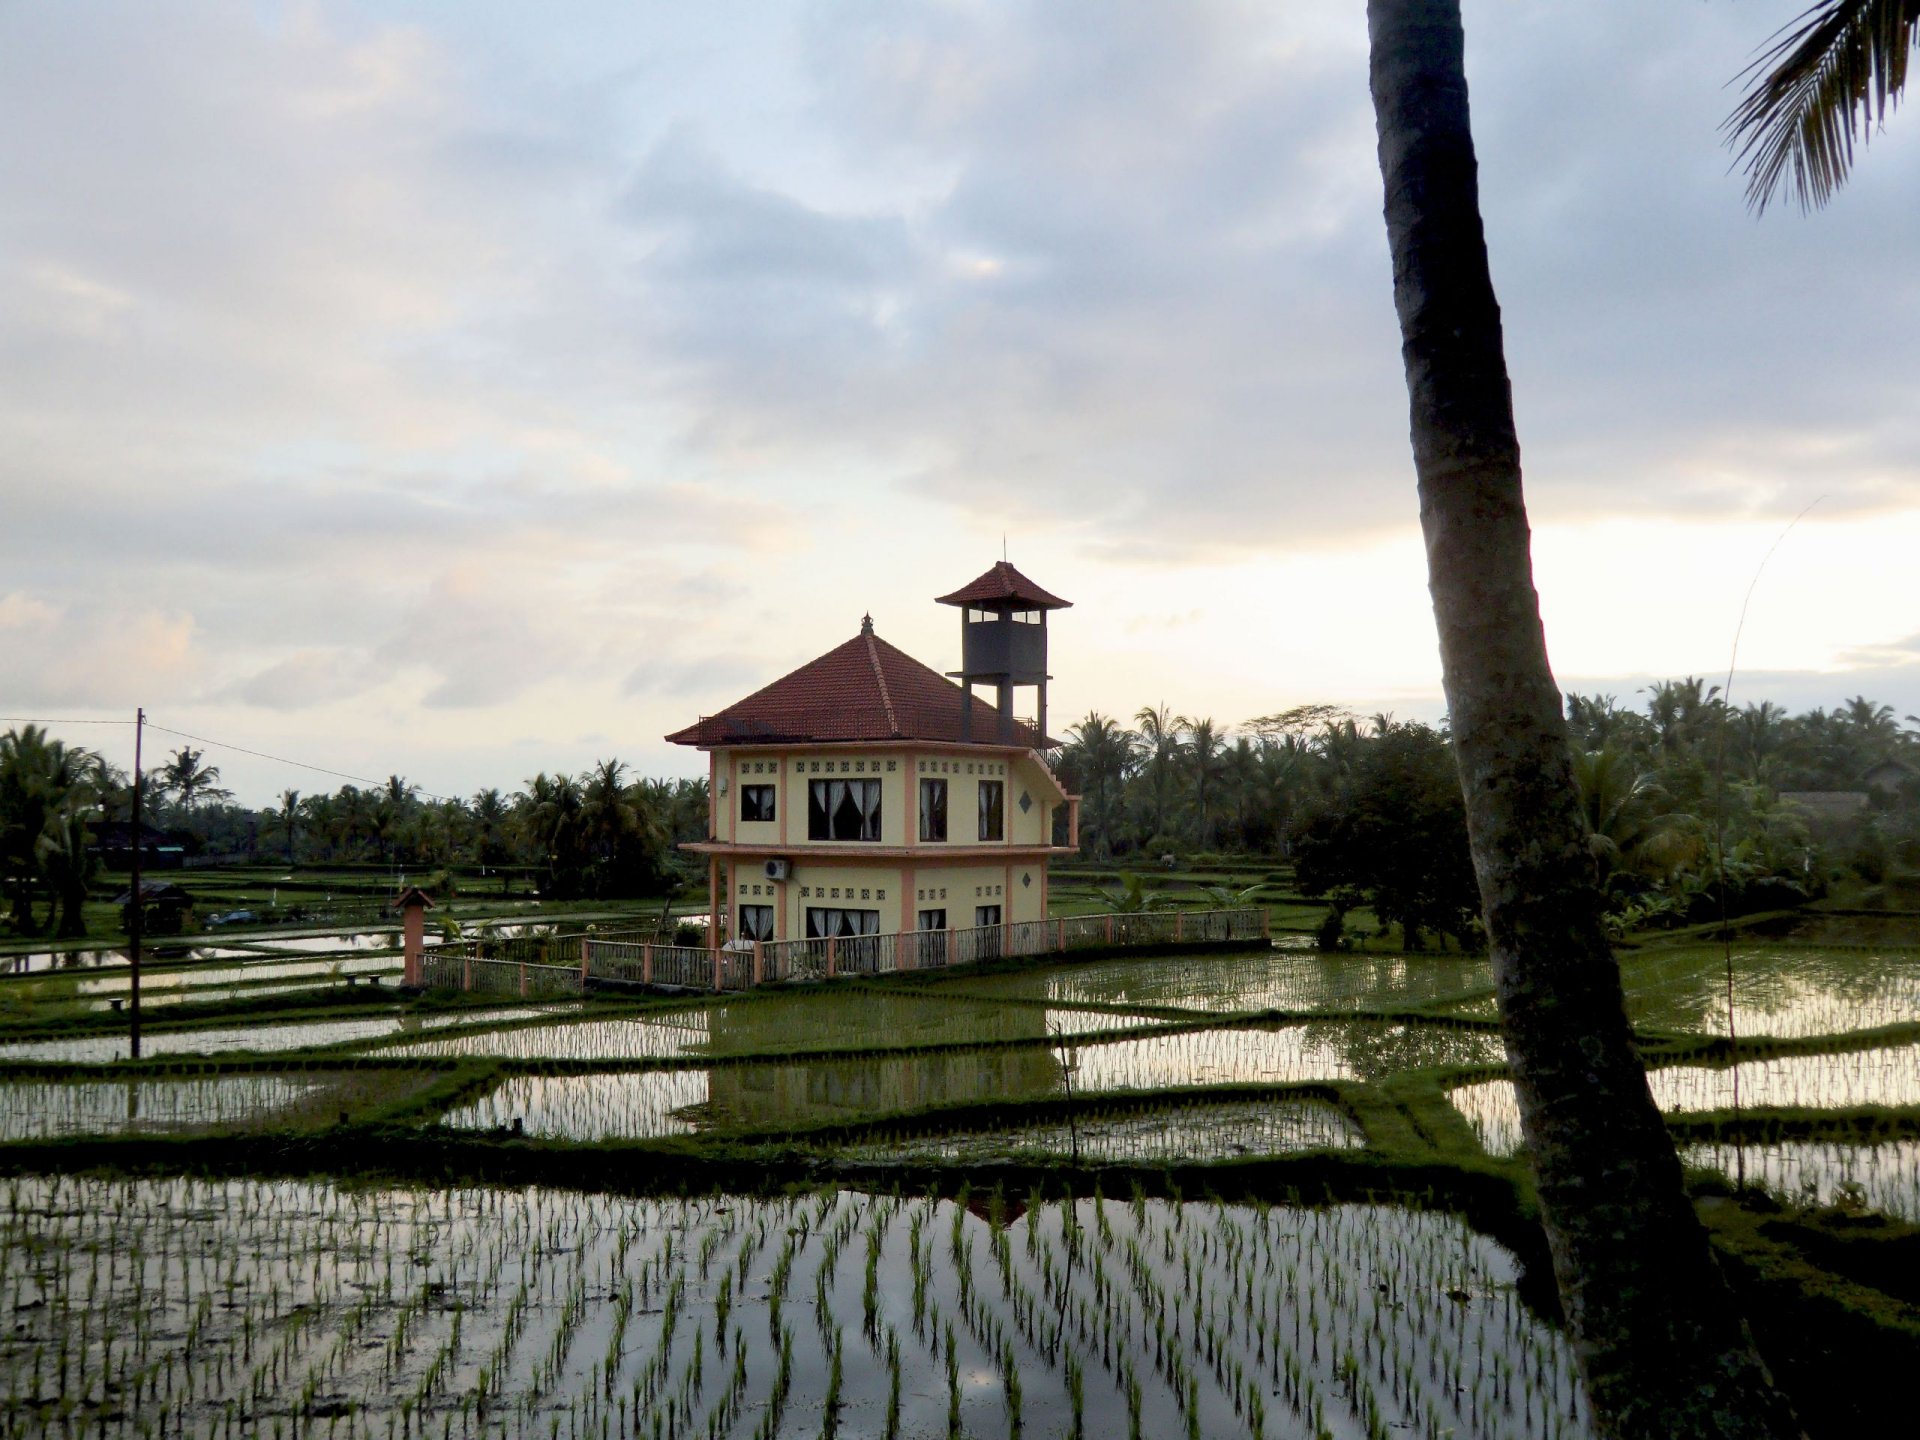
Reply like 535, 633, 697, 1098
666, 563, 1080, 950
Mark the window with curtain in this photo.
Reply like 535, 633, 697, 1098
917, 909, 946, 930
808, 778, 882, 840
978, 780, 1004, 841
739, 785, 776, 822
918, 778, 947, 841
805, 907, 880, 938
975, 904, 1002, 927
736, 905, 774, 941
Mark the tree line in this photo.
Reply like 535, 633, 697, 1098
1052, 682, 1920, 946
0, 728, 708, 938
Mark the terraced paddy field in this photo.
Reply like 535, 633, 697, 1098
0, 909, 1915, 1436
0, 1176, 1587, 1440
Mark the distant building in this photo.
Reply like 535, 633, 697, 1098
1862, 758, 1917, 798
114, 879, 194, 934
667, 563, 1080, 948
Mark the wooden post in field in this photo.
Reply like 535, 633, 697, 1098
642, 943, 653, 985
395, 886, 435, 989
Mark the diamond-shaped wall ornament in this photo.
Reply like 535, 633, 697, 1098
1018, 790, 1032, 814
1022, 872, 1032, 888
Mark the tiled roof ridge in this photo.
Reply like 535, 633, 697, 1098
865, 629, 901, 736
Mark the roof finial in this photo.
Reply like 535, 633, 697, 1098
860, 612, 874, 635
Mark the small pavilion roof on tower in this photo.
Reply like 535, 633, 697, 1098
934, 561, 1073, 611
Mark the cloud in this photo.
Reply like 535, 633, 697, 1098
0, 593, 202, 709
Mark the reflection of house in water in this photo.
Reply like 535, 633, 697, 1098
700, 1025, 1062, 1132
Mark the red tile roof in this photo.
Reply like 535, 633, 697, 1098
934, 561, 1072, 610
667, 624, 1046, 748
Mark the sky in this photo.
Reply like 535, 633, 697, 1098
4, 1, 1919, 805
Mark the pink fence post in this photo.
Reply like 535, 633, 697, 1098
1261, 907, 1271, 939
642, 944, 653, 985
463, 956, 472, 992
948, 926, 958, 967
1105, 914, 1115, 945
712, 947, 723, 992
901, 929, 916, 972
752, 940, 763, 986
827, 937, 838, 979
1176, 912, 1184, 942
580, 937, 592, 984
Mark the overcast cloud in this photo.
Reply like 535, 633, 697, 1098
3, 1, 1918, 799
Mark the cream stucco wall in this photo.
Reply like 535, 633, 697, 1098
708, 742, 1064, 940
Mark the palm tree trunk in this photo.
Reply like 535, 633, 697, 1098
1366, 3, 1802, 1436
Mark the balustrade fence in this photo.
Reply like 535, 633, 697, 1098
425, 907, 1267, 996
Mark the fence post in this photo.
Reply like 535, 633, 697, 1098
642, 944, 653, 986
1176, 911, 1184, 942
580, 937, 592, 983
519, 962, 527, 998
712, 946, 723, 992
1261, 907, 1271, 939
827, 936, 838, 979
752, 940, 763, 987
463, 956, 472, 992
947, 926, 957, 967
1105, 913, 1114, 945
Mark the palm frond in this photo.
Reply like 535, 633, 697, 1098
1725, 0, 1918, 213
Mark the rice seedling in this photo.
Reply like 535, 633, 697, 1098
1, 1177, 1590, 1438
1680, 1138, 1920, 1222
1453, 1042, 1920, 1157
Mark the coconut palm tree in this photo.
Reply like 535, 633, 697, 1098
1060, 712, 1139, 858
1132, 704, 1183, 847
0, 726, 106, 936
1177, 716, 1228, 848
1727, 0, 1919, 213
1366, 3, 1799, 1432
159, 746, 232, 820
265, 789, 301, 867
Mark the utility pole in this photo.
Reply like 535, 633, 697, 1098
128, 707, 143, 1061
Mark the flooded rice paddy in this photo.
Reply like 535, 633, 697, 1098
927, 949, 1495, 1016
0, 1071, 429, 1141
1451, 1041, 1920, 1156
442, 1022, 1502, 1142
0, 1175, 1590, 1440
843, 1098, 1365, 1165
1620, 944, 1920, 1038
1679, 1138, 1920, 1222
0, 1005, 574, 1064
380, 995, 1162, 1063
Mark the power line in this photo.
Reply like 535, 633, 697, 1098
0, 716, 135, 725
142, 721, 457, 805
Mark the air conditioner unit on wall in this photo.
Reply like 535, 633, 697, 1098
764, 858, 791, 882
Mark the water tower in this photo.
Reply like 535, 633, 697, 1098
935, 562, 1072, 745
